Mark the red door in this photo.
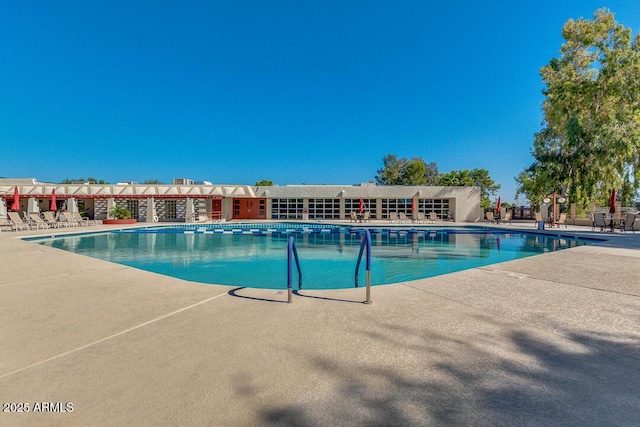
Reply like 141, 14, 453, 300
233, 198, 266, 219
211, 200, 222, 221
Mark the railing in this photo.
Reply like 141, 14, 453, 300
287, 236, 302, 303
354, 229, 373, 304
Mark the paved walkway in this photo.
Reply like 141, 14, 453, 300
1, 222, 639, 426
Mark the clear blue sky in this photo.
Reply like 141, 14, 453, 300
2, 1, 639, 203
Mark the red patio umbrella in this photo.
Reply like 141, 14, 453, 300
609, 189, 616, 214
496, 197, 501, 215
50, 189, 57, 211
359, 197, 364, 213
411, 198, 416, 213
10, 186, 19, 211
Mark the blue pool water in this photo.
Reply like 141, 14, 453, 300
33, 224, 594, 289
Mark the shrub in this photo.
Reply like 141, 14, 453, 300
109, 206, 132, 219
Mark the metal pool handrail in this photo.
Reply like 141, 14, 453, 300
354, 229, 373, 304
287, 236, 302, 303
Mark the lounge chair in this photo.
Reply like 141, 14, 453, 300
0, 219, 12, 231
7, 212, 32, 231
534, 212, 543, 226
363, 211, 370, 222
29, 213, 50, 229
414, 212, 425, 223
620, 213, 636, 233
43, 211, 66, 228
556, 212, 567, 228
485, 212, 494, 223
60, 212, 80, 227
592, 213, 607, 232
502, 211, 512, 225
429, 212, 438, 224
389, 212, 398, 223
399, 212, 408, 223
350, 211, 357, 223
72, 212, 94, 226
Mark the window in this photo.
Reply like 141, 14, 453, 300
308, 198, 339, 219
271, 199, 303, 219
345, 198, 377, 219
165, 200, 177, 219
418, 198, 450, 219
126, 200, 139, 220
381, 199, 412, 219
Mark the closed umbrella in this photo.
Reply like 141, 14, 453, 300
50, 189, 57, 211
496, 197, 501, 215
609, 189, 616, 231
411, 198, 416, 213
609, 189, 616, 214
11, 186, 19, 211
359, 197, 364, 213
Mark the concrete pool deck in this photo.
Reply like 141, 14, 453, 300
1, 222, 639, 426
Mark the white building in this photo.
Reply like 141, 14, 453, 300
0, 179, 483, 223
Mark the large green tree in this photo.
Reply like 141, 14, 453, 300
375, 155, 499, 208
517, 9, 640, 208
375, 155, 439, 185
438, 168, 500, 209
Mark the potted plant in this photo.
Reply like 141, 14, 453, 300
103, 206, 137, 225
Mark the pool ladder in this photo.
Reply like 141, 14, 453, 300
287, 236, 302, 303
354, 229, 373, 304
287, 230, 372, 304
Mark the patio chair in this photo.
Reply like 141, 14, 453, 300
350, 211, 357, 223
73, 211, 94, 226
363, 211, 370, 222
43, 211, 66, 228
429, 212, 438, 224
399, 212, 408, 223
556, 212, 567, 228
592, 212, 607, 232
534, 212, 542, 224
60, 211, 80, 227
620, 213, 636, 233
485, 211, 494, 223
389, 212, 398, 223
415, 212, 425, 223
29, 213, 50, 229
7, 212, 32, 231
0, 219, 13, 231
502, 211, 512, 225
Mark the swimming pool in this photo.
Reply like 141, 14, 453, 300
32, 223, 595, 289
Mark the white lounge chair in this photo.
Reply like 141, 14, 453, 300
7, 212, 32, 231
72, 212, 93, 226
29, 213, 50, 229
60, 212, 80, 227
429, 212, 438, 223
43, 211, 66, 228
